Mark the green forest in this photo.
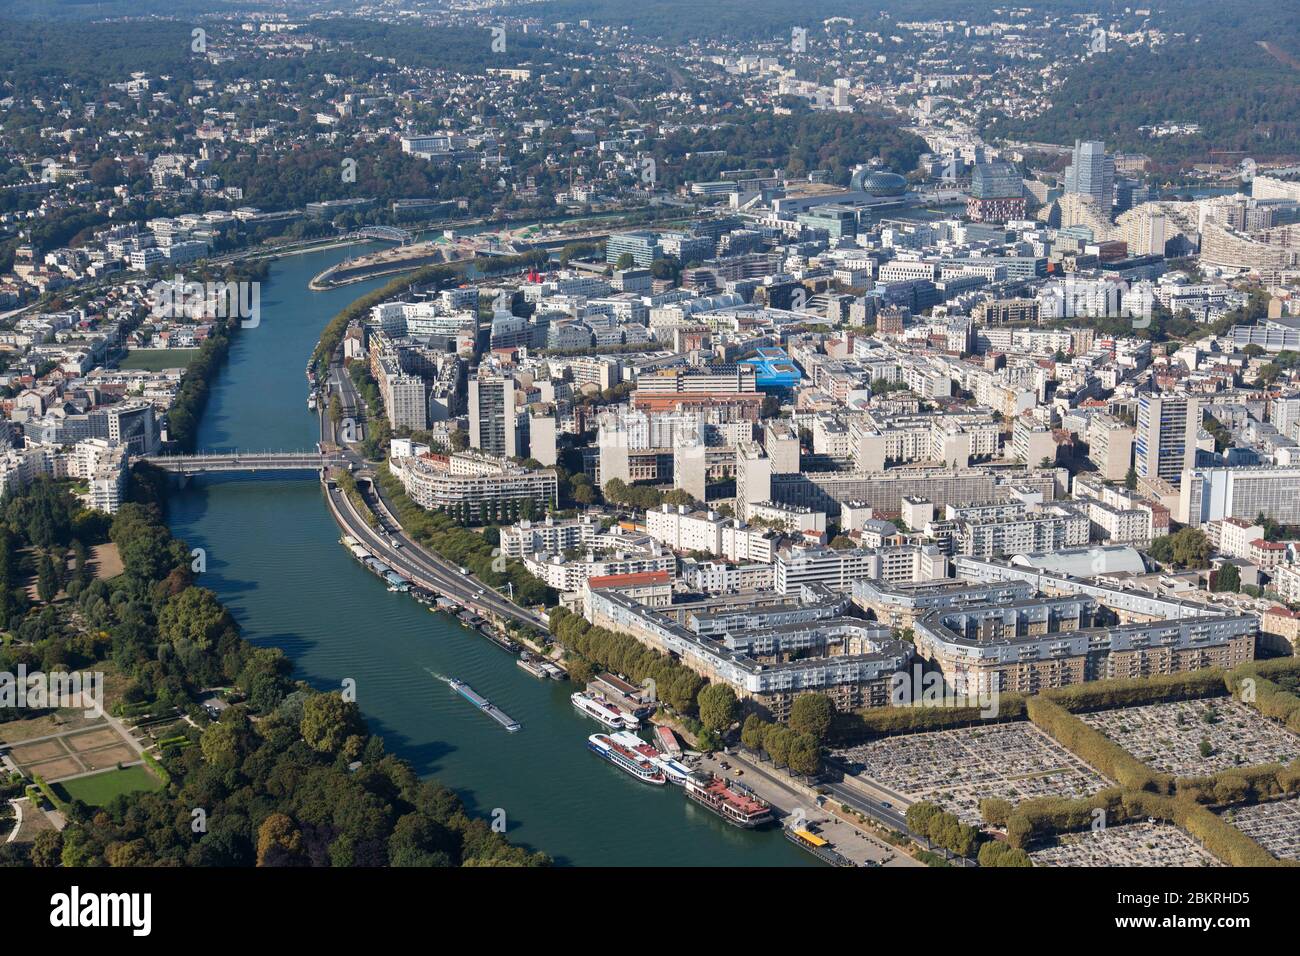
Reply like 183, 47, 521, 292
991, 5, 1300, 162
0, 478, 548, 867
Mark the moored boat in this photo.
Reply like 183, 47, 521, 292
571, 691, 639, 730
609, 731, 691, 785
684, 772, 773, 828
587, 733, 666, 785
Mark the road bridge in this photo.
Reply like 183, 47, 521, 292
144, 452, 346, 474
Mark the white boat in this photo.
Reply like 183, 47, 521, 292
609, 731, 691, 785
587, 734, 665, 785
571, 692, 639, 730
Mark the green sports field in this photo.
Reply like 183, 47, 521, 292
54, 765, 162, 806
117, 349, 199, 371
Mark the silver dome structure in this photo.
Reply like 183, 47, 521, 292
853, 169, 907, 197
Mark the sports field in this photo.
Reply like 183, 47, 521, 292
118, 349, 199, 371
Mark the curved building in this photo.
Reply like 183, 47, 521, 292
851, 167, 908, 197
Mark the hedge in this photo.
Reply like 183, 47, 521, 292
1026, 696, 1173, 793
833, 692, 1027, 745
1176, 760, 1300, 806
141, 751, 172, 787
1042, 669, 1227, 714
1227, 659, 1300, 733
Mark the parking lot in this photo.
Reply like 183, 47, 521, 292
833, 722, 1110, 826
1079, 698, 1300, 776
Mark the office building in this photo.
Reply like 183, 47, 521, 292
1063, 140, 1115, 211
1179, 466, 1300, 527
966, 162, 1026, 222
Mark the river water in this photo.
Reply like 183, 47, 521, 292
164, 244, 812, 866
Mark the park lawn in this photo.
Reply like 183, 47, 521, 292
118, 348, 199, 371
54, 765, 162, 806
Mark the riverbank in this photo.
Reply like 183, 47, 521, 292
162, 242, 812, 865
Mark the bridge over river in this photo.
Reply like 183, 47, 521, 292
144, 451, 347, 475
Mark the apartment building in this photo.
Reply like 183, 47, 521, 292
586, 586, 911, 718
919, 557, 1258, 695
774, 543, 947, 594
1086, 413, 1134, 481
500, 514, 601, 558
387, 446, 556, 522
469, 373, 518, 458
948, 502, 1089, 558
1136, 394, 1200, 486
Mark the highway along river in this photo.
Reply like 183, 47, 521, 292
165, 243, 812, 866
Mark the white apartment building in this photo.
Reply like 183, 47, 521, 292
500, 514, 601, 558
1270, 562, 1300, 603
681, 561, 775, 594
1205, 517, 1266, 560
643, 504, 778, 563
1087, 414, 1135, 481
523, 547, 676, 593
950, 503, 1089, 558
774, 544, 947, 594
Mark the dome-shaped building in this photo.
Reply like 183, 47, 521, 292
859, 170, 908, 197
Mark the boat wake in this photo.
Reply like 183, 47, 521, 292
424, 668, 452, 686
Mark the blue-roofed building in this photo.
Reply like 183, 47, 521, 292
742, 347, 802, 393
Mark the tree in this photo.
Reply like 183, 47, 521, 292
157, 587, 234, 651
37, 552, 58, 603
1124, 465, 1138, 491
789, 693, 834, 743
602, 477, 629, 505
300, 693, 365, 755
1149, 534, 1175, 566
1170, 527, 1210, 569
696, 683, 739, 733
201, 715, 252, 771
30, 829, 63, 868
785, 732, 821, 776
1213, 563, 1241, 593
978, 841, 1031, 867
740, 713, 766, 752
256, 812, 305, 867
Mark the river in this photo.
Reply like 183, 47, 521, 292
164, 243, 813, 867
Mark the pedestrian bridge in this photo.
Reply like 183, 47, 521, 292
144, 452, 346, 474
345, 226, 414, 244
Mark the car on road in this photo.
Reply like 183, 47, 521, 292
880, 801, 892, 809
